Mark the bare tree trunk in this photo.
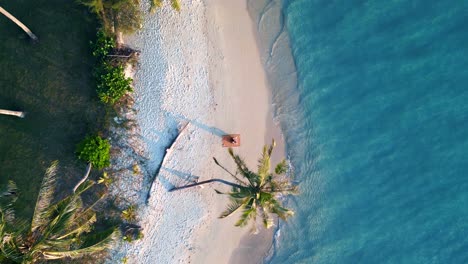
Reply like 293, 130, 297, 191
0, 109, 25, 118
73, 163, 92, 193
169, 178, 242, 192
0, 6, 38, 41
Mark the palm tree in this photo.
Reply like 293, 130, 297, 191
0, 109, 25, 118
0, 6, 37, 41
0, 161, 119, 263
171, 140, 298, 232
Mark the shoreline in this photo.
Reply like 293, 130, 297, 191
194, 1, 285, 263
107, 0, 288, 263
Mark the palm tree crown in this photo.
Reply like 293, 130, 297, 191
171, 140, 298, 233
217, 140, 298, 232
0, 161, 118, 263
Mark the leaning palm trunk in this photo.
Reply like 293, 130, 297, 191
73, 163, 92, 193
0, 109, 25, 118
0, 6, 38, 41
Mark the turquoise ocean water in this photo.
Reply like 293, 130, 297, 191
264, 0, 468, 263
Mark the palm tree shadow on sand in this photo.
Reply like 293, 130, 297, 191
165, 111, 228, 137
158, 167, 200, 191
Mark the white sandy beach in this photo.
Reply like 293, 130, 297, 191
107, 0, 284, 263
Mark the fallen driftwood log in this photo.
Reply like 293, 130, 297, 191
145, 122, 190, 204
0, 109, 25, 118
0, 6, 38, 41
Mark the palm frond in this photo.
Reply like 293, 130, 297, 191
213, 157, 248, 186
46, 195, 83, 240
77, 0, 104, 15
228, 148, 257, 185
31, 161, 58, 233
274, 159, 288, 175
261, 208, 274, 229
266, 179, 299, 195
269, 199, 294, 221
42, 228, 119, 260
234, 199, 255, 227
257, 145, 271, 185
55, 210, 97, 240
1, 181, 18, 201
229, 187, 252, 199
219, 199, 247, 219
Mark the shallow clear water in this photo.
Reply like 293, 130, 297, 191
269, 0, 468, 263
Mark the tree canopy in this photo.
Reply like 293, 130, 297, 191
0, 162, 118, 263
172, 140, 298, 233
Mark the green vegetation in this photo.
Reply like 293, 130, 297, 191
171, 140, 298, 232
0, 0, 106, 220
98, 172, 113, 187
121, 205, 137, 222
96, 62, 133, 104
77, 135, 111, 169
79, 0, 184, 33
91, 30, 116, 59
78, 0, 181, 32
2, 1, 183, 261
0, 162, 119, 263
122, 229, 143, 242
90, 30, 133, 105
78, 0, 142, 33
150, 0, 181, 13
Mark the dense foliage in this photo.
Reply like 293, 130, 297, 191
79, 0, 180, 32
90, 30, 133, 105
0, 162, 118, 263
78, 0, 142, 33
95, 63, 133, 104
91, 30, 115, 59
77, 135, 111, 169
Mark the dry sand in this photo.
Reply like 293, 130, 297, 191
108, 0, 284, 263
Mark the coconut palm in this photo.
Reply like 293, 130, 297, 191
171, 140, 298, 232
0, 109, 25, 118
0, 161, 119, 263
0, 6, 37, 40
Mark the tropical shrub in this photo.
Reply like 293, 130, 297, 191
77, 135, 111, 169
95, 62, 133, 104
91, 30, 115, 59
121, 205, 137, 222
98, 172, 113, 187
